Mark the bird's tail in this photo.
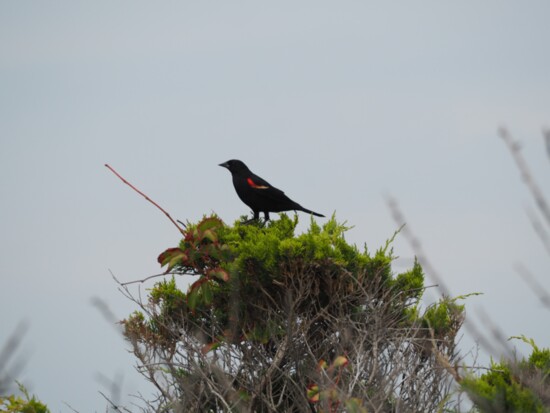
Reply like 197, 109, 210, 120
299, 207, 325, 218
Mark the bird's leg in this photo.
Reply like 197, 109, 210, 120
253, 212, 269, 227
243, 211, 260, 225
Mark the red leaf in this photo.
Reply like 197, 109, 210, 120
157, 247, 181, 265
158, 248, 188, 271
189, 277, 209, 293
208, 267, 230, 282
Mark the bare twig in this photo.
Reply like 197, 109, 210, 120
91, 297, 124, 334
109, 267, 192, 287
98, 390, 132, 413
499, 128, 550, 227
0, 321, 28, 372
543, 128, 550, 162
62, 402, 81, 413
95, 371, 124, 409
253, 334, 290, 406
515, 263, 550, 310
119, 272, 172, 286
385, 195, 505, 358
0, 321, 29, 394
105, 164, 186, 236
204, 382, 234, 412
526, 206, 550, 256
118, 271, 199, 286
456, 365, 506, 373
385, 195, 451, 298
476, 308, 514, 358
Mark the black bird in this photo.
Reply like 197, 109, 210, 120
219, 159, 325, 222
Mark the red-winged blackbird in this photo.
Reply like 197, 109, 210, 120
219, 159, 325, 221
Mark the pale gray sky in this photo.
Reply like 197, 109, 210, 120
1, 1, 549, 411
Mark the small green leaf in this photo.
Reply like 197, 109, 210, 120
167, 253, 188, 272
187, 289, 199, 310
157, 247, 182, 265
317, 360, 328, 371
307, 384, 320, 402
201, 229, 218, 243
187, 278, 214, 308
202, 282, 213, 304
158, 248, 189, 271
237, 389, 251, 402
197, 217, 224, 232
208, 267, 230, 282
345, 398, 368, 413
331, 355, 349, 369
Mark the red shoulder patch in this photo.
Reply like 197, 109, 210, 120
247, 178, 269, 189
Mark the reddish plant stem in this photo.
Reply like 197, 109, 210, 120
105, 164, 185, 236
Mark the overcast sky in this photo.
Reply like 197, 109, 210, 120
1, 1, 549, 411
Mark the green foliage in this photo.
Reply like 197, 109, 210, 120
123, 213, 467, 411
218, 214, 366, 275
133, 214, 442, 347
0, 382, 49, 413
529, 348, 550, 376
462, 339, 550, 413
421, 295, 466, 338
462, 361, 545, 413
150, 277, 186, 311
390, 259, 424, 300
510, 335, 550, 376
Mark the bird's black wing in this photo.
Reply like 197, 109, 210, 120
247, 173, 289, 200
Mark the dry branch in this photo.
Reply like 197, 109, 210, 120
498, 128, 550, 227
105, 164, 185, 236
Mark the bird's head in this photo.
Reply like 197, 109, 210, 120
219, 159, 249, 174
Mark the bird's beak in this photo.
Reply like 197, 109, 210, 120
219, 162, 229, 169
